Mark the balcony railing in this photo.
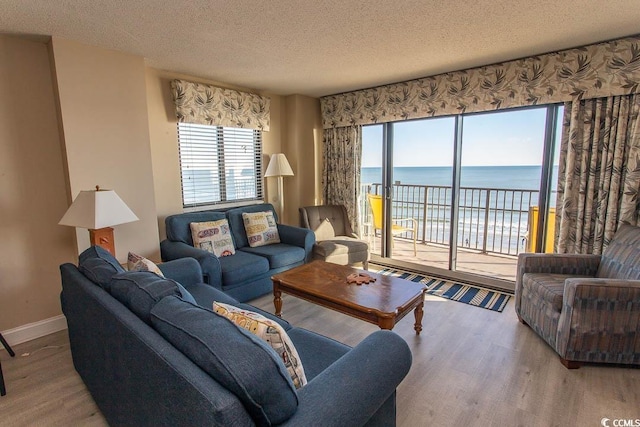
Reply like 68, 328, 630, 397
361, 183, 542, 257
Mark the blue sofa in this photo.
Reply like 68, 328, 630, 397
60, 246, 412, 426
160, 203, 315, 302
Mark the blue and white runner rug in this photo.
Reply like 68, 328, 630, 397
377, 268, 511, 312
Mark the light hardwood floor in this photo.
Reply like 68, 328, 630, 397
1, 294, 639, 426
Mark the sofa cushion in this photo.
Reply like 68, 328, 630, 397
218, 251, 270, 286
286, 327, 351, 381
190, 219, 236, 257
78, 245, 126, 291
165, 210, 226, 246
213, 302, 307, 388
243, 211, 281, 247
597, 223, 640, 280
183, 282, 292, 330
150, 296, 298, 426
110, 271, 192, 324
127, 252, 164, 276
240, 244, 306, 269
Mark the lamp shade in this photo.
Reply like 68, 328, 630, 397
59, 188, 139, 229
264, 153, 294, 177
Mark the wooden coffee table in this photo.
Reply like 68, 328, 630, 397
271, 260, 427, 334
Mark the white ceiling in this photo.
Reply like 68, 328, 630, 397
1, 0, 640, 97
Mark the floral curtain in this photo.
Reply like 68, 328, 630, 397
321, 35, 640, 129
556, 94, 640, 254
171, 79, 270, 130
323, 126, 362, 232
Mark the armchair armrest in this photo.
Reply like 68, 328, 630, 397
160, 240, 222, 288
556, 278, 640, 363
158, 258, 203, 288
278, 224, 316, 262
392, 217, 417, 230
281, 330, 412, 427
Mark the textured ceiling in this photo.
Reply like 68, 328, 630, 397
1, 0, 640, 97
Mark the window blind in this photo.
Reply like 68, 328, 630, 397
177, 123, 263, 208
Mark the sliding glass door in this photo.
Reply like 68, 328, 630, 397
361, 105, 563, 287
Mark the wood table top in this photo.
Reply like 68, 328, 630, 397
271, 260, 426, 315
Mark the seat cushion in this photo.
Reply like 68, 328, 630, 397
150, 296, 298, 426
240, 244, 306, 269
314, 237, 369, 258
109, 271, 193, 324
78, 245, 126, 291
286, 328, 350, 381
218, 251, 270, 286
522, 273, 578, 312
183, 282, 292, 330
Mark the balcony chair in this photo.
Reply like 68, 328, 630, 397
299, 204, 369, 269
515, 223, 640, 368
366, 194, 417, 256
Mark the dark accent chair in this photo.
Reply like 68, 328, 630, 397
515, 223, 640, 368
299, 205, 369, 269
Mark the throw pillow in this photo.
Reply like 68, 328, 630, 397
190, 219, 236, 257
213, 301, 307, 389
150, 296, 298, 426
242, 211, 280, 247
127, 252, 164, 277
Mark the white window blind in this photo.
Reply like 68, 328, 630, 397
177, 123, 263, 208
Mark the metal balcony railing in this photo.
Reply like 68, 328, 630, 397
361, 183, 542, 257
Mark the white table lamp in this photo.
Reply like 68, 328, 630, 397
264, 153, 294, 220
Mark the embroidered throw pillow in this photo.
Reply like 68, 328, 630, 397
213, 301, 307, 389
127, 252, 165, 277
190, 219, 236, 257
242, 211, 280, 247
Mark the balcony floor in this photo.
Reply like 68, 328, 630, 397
368, 236, 518, 284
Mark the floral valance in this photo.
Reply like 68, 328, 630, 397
171, 79, 270, 131
321, 35, 640, 129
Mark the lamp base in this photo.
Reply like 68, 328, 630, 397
89, 227, 115, 256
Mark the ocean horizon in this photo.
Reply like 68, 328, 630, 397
361, 165, 558, 190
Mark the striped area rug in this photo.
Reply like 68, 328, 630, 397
377, 268, 511, 312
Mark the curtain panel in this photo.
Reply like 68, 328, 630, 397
171, 79, 270, 130
322, 126, 362, 232
321, 35, 640, 129
556, 94, 640, 254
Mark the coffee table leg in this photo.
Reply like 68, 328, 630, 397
413, 301, 424, 335
273, 286, 283, 318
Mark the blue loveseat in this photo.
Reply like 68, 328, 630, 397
60, 246, 412, 426
160, 203, 315, 302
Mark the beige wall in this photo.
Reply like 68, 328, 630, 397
49, 37, 160, 261
145, 68, 285, 237
283, 94, 323, 225
0, 36, 76, 330
0, 35, 323, 335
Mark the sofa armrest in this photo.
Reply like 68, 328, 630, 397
556, 278, 640, 362
278, 224, 316, 262
160, 240, 222, 288
157, 258, 203, 287
281, 330, 411, 427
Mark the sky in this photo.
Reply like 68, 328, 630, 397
362, 106, 562, 168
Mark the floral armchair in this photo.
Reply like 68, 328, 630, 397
515, 223, 640, 368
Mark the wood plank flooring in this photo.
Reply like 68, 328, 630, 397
1, 293, 639, 426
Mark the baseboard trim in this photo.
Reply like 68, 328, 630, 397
1, 315, 68, 348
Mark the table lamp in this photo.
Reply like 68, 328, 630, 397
59, 186, 139, 256
264, 153, 294, 220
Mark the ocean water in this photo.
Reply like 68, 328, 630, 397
360, 165, 558, 254
362, 165, 557, 190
